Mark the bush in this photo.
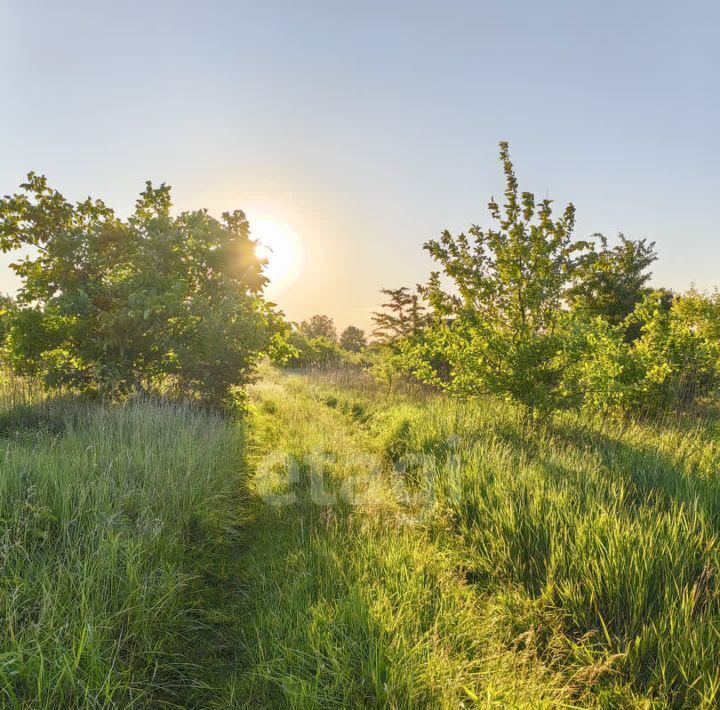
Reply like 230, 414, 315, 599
569, 290, 720, 415
273, 330, 352, 369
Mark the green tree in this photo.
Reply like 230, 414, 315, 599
0, 173, 277, 407
567, 233, 657, 337
0, 294, 15, 347
570, 289, 720, 415
300, 314, 337, 342
371, 286, 427, 346
278, 329, 345, 368
419, 142, 590, 415
339, 325, 367, 352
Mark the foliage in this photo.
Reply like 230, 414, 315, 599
371, 286, 428, 347
339, 325, 367, 352
273, 328, 348, 369
374, 145, 717, 420
570, 289, 720, 415
0, 294, 14, 345
300, 314, 337, 342
0, 174, 277, 407
417, 142, 589, 415
567, 233, 657, 337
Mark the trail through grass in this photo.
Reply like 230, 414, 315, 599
225, 366, 720, 709
219, 369, 577, 708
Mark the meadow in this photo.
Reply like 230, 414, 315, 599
2, 364, 720, 708
1, 152, 719, 708
0, 374, 247, 708
232, 366, 720, 709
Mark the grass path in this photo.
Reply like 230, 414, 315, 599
214, 368, 574, 709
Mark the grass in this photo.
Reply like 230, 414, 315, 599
3, 365, 720, 707
221, 369, 572, 708
226, 366, 720, 708
0, 375, 247, 708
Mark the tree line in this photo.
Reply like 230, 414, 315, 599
282, 144, 720, 420
1, 144, 718, 417
367, 143, 720, 418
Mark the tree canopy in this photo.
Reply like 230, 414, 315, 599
567, 233, 657, 336
300, 314, 337, 342
371, 287, 427, 346
339, 325, 367, 352
418, 142, 589, 414
0, 173, 279, 407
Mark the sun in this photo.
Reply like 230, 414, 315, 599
252, 216, 303, 294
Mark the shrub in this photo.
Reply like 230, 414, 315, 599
275, 330, 345, 369
569, 290, 720, 415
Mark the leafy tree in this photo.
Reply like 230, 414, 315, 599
567, 233, 657, 337
0, 295, 15, 346
418, 142, 590, 415
339, 325, 367, 352
371, 286, 427, 346
300, 314, 337, 342
0, 173, 278, 407
570, 290, 720, 414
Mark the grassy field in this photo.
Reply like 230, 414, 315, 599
229, 366, 720, 709
2, 366, 720, 707
0, 376, 248, 708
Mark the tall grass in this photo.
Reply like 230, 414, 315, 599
226, 373, 573, 708
0, 382, 245, 708
278, 367, 720, 708
6, 362, 719, 707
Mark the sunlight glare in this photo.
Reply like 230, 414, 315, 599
252, 217, 303, 294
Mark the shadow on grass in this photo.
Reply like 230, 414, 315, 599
546, 419, 720, 526
0, 397, 81, 438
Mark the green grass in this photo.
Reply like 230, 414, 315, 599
225, 366, 720, 708
0, 380, 247, 708
221, 370, 572, 708
4, 365, 720, 707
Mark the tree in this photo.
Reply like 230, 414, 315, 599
567, 233, 657, 337
277, 330, 344, 368
0, 173, 278, 407
300, 314, 337, 342
339, 325, 367, 352
570, 289, 720, 414
418, 142, 590, 415
371, 287, 427, 346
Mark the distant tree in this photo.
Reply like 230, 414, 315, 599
339, 325, 367, 352
371, 287, 427, 346
567, 233, 657, 337
300, 314, 337, 342
0, 173, 278, 408
418, 142, 590, 416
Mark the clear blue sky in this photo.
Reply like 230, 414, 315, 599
1, 1, 718, 330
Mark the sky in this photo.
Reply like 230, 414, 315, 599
1, 0, 718, 332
